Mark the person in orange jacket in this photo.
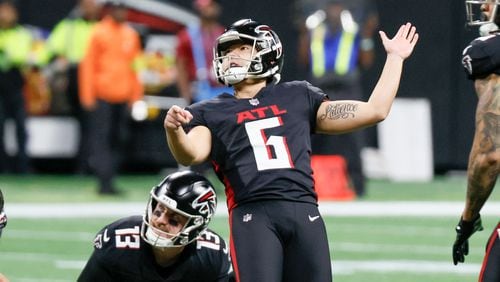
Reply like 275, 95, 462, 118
79, 0, 143, 195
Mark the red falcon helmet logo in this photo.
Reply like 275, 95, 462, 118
192, 188, 216, 217
255, 25, 271, 32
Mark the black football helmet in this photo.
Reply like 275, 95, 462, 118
0, 189, 6, 238
465, 0, 499, 34
213, 18, 284, 86
141, 171, 217, 247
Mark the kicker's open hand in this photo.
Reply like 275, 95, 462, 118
379, 22, 419, 60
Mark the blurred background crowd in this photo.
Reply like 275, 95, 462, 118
0, 0, 480, 195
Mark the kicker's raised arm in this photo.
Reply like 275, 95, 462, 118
315, 22, 419, 134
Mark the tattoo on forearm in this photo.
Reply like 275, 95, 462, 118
480, 112, 499, 149
475, 75, 499, 155
466, 165, 496, 216
319, 103, 358, 121
466, 75, 500, 215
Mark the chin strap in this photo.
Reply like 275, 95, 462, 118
145, 226, 175, 247
223, 67, 248, 85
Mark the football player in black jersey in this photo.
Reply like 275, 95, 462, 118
164, 19, 418, 282
453, 1, 500, 281
78, 171, 233, 282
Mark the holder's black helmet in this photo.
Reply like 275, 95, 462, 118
141, 171, 217, 247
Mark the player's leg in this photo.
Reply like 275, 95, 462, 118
479, 222, 500, 282
229, 201, 283, 282
282, 202, 332, 282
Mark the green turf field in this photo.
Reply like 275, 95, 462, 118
0, 174, 498, 282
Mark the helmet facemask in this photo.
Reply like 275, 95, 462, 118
215, 35, 260, 85
141, 194, 208, 248
465, 0, 500, 34
213, 22, 283, 86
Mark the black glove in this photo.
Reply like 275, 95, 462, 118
452, 215, 483, 265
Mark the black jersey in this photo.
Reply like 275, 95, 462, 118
185, 81, 327, 209
462, 33, 500, 80
78, 216, 232, 282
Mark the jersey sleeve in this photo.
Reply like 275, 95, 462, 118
77, 225, 114, 281
303, 81, 329, 130
216, 237, 234, 282
304, 80, 329, 107
196, 229, 234, 282
78, 216, 142, 281
184, 102, 208, 132
462, 34, 500, 80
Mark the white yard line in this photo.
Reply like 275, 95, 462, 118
5, 201, 500, 218
51, 258, 481, 276
319, 201, 500, 217
0, 251, 482, 275
332, 260, 481, 275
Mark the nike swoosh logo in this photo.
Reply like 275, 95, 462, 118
308, 215, 320, 222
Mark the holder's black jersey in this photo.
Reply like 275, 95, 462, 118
185, 81, 327, 209
78, 216, 232, 282
462, 33, 500, 80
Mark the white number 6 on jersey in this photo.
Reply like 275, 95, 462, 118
245, 117, 294, 171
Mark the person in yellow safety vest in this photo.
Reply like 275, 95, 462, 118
298, 0, 379, 197
0, 0, 49, 174
46, 0, 102, 174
